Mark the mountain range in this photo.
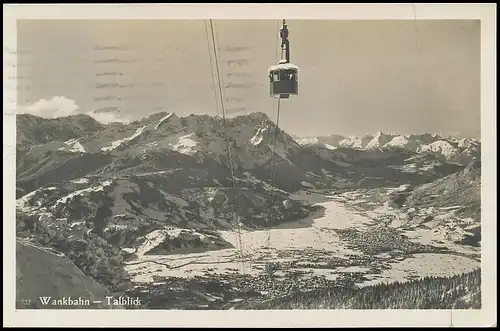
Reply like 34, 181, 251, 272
295, 131, 480, 166
15, 111, 481, 300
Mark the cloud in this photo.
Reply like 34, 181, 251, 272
18, 96, 80, 118
91, 112, 130, 125
18, 96, 130, 124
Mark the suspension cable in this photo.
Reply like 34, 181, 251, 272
207, 19, 245, 273
262, 19, 281, 124
272, 19, 281, 120
204, 20, 220, 118
266, 97, 282, 249
412, 3, 421, 58
264, 19, 285, 249
411, 3, 427, 107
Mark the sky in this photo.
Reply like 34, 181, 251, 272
14, 19, 481, 138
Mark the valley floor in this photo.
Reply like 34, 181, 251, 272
124, 188, 481, 309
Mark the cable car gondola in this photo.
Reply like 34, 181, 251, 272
268, 20, 299, 99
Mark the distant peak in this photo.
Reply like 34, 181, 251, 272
143, 111, 173, 121
18, 112, 98, 124
227, 112, 274, 127
249, 111, 271, 120
67, 113, 99, 121
234, 111, 271, 122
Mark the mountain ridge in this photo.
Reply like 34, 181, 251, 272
15, 110, 480, 305
296, 131, 480, 166
17, 112, 480, 166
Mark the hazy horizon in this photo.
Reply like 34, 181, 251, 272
13, 19, 481, 139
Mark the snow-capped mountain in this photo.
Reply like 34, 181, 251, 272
17, 112, 467, 200
16, 113, 106, 159
296, 132, 481, 166
20, 111, 303, 171
15, 111, 482, 309
15, 111, 475, 267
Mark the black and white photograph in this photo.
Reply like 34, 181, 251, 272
3, 3, 496, 328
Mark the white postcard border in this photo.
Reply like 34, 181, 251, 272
3, 3, 496, 327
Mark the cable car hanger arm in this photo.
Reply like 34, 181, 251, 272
280, 19, 290, 64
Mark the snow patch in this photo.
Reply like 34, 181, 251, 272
268, 62, 299, 72
61, 138, 87, 153
101, 126, 146, 152
337, 266, 370, 273
419, 140, 459, 159
154, 113, 173, 130
296, 137, 319, 146
365, 132, 393, 150
71, 178, 89, 184
384, 135, 419, 151
440, 205, 462, 211
54, 180, 113, 207
338, 135, 372, 149
249, 127, 267, 146
171, 133, 199, 155
134, 228, 221, 257
69, 221, 85, 228
360, 253, 480, 287
16, 187, 56, 212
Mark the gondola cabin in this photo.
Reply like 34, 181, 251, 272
268, 60, 299, 99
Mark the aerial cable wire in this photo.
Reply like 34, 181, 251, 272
266, 97, 282, 249
207, 19, 246, 274
204, 20, 221, 118
266, 19, 286, 249
271, 19, 281, 120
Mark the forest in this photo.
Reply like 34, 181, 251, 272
241, 269, 481, 310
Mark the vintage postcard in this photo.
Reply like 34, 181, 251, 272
3, 3, 497, 328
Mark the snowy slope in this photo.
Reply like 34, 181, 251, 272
365, 132, 394, 150
15, 111, 470, 258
